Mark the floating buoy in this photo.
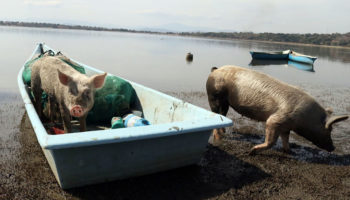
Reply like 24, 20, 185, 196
186, 52, 193, 62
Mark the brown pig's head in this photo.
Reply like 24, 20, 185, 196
307, 108, 348, 152
58, 69, 107, 118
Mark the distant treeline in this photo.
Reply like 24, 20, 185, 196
1, 21, 350, 47
0, 21, 151, 34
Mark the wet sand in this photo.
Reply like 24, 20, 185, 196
1, 86, 350, 199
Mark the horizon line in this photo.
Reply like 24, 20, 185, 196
1, 20, 349, 35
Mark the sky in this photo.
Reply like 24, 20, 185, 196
0, 0, 349, 33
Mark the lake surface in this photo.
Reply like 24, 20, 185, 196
1, 26, 350, 92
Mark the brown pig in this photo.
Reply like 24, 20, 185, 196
206, 65, 348, 154
31, 56, 107, 133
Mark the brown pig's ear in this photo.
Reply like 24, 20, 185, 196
325, 115, 349, 130
91, 73, 107, 89
57, 69, 72, 86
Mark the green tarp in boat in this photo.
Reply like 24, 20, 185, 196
86, 75, 136, 123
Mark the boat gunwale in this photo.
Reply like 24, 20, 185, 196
289, 51, 317, 60
250, 50, 291, 55
18, 43, 233, 150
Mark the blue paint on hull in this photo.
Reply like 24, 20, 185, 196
288, 53, 317, 64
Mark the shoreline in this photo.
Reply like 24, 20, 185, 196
2, 90, 350, 199
1, 24, 350, 50
175, 33, 350, 50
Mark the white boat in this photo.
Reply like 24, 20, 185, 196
17, 43, 233, 189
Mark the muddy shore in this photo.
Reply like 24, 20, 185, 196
1, 88, 350, 200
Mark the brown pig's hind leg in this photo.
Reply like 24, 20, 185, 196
280, 132, 291, 153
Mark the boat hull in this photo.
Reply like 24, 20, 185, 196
250, 50, 290, 60
18, 43, 233, 189
42, 129, 210, 189
288, 52, 317, 64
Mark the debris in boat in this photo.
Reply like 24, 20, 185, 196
123, 114, 150, 127
51, 127, 65, 135
111, 117, 124, 129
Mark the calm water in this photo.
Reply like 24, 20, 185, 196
1, 26, 350, 92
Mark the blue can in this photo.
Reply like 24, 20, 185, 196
123, 114, 150, 127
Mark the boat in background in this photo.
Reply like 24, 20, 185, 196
248, 59, 314, 72
250, 50, 290, 60
288, 51, 317, 64
18, 43, 233, 189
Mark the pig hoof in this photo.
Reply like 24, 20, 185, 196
283, 149, 295, 155
282, 149, 291, 154
248, 149, 257, 156
209, 137, 222, 146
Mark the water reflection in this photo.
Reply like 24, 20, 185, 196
0, 26, 349, 92
249, 59, 315, 72
313, 47, 350, 63
288, 61, 314, 72
249, 59, 288, 66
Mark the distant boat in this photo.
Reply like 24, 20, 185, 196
250, 50, 290, 60
288, 51, 317, 64
249, 59, 314, 72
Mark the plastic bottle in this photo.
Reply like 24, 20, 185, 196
123, 114, 150, 127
